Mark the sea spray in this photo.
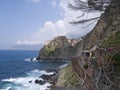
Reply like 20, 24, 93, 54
1, 69, 54, 90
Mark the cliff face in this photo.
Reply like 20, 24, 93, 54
37, 36, 77, 60
37, 0, 120, 60
82, 0, 120, 50
55, 0, 120, 90
50, 0, 120, 90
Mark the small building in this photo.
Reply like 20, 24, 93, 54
68, 39, 78, 46
45, 40, 51, 45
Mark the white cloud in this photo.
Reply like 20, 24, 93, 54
15, 20, 67, 46
14, 0, 102, 49
32, 20, 68, 44
27, 0, 40, 3
15, 40, 40, 45
50, 0, 57, 8
13, 41, 43, 50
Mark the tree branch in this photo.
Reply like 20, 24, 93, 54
69, 17, 100, 25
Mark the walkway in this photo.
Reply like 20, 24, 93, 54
72, 57, 92, 89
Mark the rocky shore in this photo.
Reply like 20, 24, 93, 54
30, 65, 69, 90
50, 63, 81, 90
32, 63, 78, 90
31, 69, 58, 89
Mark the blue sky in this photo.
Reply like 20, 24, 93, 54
0, 0, 62, 49
0, 0, 101, 50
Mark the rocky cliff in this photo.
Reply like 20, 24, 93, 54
53, 0, 120, 90
37, 36, 78, 60
82, 0, 120, 50
37, 1, 120, 89
37, 0, 120, 61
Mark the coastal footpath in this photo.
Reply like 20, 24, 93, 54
37, 0, 120, 90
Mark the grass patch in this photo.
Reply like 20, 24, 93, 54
62, 63, 79, 86
102, 31, 120, 47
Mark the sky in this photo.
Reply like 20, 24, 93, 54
0, 0, 101, 50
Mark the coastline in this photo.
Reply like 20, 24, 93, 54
0, 50, 69, 90
50, 62, 80, 90
28, 62, 69, 90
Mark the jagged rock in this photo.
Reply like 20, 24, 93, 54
29, 80, 32, 83
30, 58, 36, 61
40, 74, 55, 81
34, 79, 46, 85
46, 69, 58, 73
37, 36, 78, 60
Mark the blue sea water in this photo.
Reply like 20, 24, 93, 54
0, 50, 68, 90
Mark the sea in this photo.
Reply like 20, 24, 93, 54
0, 50, 68, 90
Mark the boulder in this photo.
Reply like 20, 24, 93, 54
34, 79, 46, 85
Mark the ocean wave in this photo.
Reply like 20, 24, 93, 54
1, 82, 51, 90
0, 86, 12, 90
26, 69, 55, 77
24, 58, 31, 61
31, 69, 55, 75
1, 69, 52, 90
1, 77, 40, 83
24, 58, 37, 62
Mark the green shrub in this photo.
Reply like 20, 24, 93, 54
84, 63, 89, 69
46, 50, 55, 56
112, 53, 120, 65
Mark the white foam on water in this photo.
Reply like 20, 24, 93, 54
31, 69, 55, 75
59, 63, 68, 69
32, 58, 37, 61
24, 58, 31, 61
1, 69, 53, 90
24, 58, 37, 62
0, 86, 12, 90
1, 82, 51, 90
27, 69, 55, 77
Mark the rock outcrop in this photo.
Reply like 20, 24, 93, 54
37, 0, 120, 61
54, 0, 120, 90
81, 0, 120, 50
37, 36, 78, 60
37, 0, 120, 89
